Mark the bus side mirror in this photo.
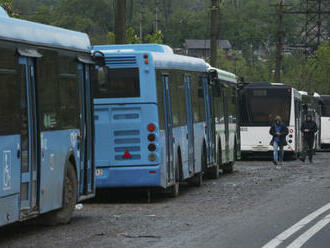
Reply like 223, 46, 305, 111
92, 51, 105, 66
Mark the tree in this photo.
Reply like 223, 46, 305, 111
114, 0, 126, 44
145, 30, 163, 44
0, 0, 18, 17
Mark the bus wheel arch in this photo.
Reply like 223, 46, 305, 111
41, 158, 78, 225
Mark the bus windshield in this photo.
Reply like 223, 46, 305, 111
93, 67, 140, 98
321, 97, 330, 116
240, 88, 291, 126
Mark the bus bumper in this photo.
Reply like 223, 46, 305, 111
95, 165, 162, 188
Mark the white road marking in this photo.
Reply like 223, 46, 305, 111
262, 202, 330, 248
287, 213, 330, 248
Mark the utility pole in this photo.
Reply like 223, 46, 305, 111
155, 0, 160, 32
275, 0, 284, 84
283, 0, 330, 56
139, 0, 144, 41
114, 0, 126, 44
210, 0, 219, 67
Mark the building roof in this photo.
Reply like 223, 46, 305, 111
185, 39, 232, 50
0, 6, 90, 51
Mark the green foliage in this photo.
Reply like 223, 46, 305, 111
107, 27, 141, 44
7, 0, 330, 94
126, 27, 141, 44
145, 30, 163, 44
1, 0, 18, 17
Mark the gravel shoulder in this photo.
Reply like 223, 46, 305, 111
1, 153, 329, 248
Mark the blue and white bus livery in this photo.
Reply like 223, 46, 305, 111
92, 44, 217, 196
0, 7, 95, 227
92, 44, 240, 196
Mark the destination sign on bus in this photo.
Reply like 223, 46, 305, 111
253, 90, 267, 96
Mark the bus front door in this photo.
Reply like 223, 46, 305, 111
184, 76, 194, 175
19, 57, 39, 215
203, 77, 213, 164
78, 63, 94, 196
162, 75, 175, 184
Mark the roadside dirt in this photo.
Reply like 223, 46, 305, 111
0, 153, 329, 248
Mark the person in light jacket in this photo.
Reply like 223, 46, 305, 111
269, 116, 288, 165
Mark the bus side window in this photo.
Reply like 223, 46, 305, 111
37, 50, 59, 131
0, 46, 20, 135
57, 53, 80, 130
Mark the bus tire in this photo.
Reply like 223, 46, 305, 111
207, 165, 219, 179
223, 162, 234, 174
42, 161, 77, 225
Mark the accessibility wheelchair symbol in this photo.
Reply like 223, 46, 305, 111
3, 151, 11, 191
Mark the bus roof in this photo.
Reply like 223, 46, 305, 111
0, 7, 90, 51
93, 44, 174, 54
299, 91, 308, 96
244, 82, 293, 88
0, 6, 9, 17
152, 52, 207, 72
93, 44, 208, 72
207, 65, 237, 83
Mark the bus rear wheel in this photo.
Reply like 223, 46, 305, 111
207, 164, 219, 179
223, 162, 234, 174
42, 161, 77, 225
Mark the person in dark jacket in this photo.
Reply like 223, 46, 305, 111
269, 116, 289, 165
300, 114, 318, 163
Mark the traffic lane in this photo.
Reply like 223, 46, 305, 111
153, 156, 330, 248
292, 213, 330, 248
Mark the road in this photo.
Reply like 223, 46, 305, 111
0, 152, 330, 248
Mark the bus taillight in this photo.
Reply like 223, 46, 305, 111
148, 154, 157, 161
147, 123, 156, 132
148, 144, 156, 152
148, 134, 156, 141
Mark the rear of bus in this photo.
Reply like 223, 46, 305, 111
239, 83, 296, 155
320, 95, 330, 148
92, 45, 162, 188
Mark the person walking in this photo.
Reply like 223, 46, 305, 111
300, 114, 318, 163
269, 116, 288, 165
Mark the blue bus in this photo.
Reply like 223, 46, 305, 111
0, 7, 95, 227
92, 44, 239, 196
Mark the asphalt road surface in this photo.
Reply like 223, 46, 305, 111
1, 152, 330, 248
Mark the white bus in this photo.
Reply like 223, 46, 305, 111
239, 82, 303, 159
320, 95, 330, 149
300, 91, 321, 151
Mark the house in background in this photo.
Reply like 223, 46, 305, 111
184, 39, 232, 59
